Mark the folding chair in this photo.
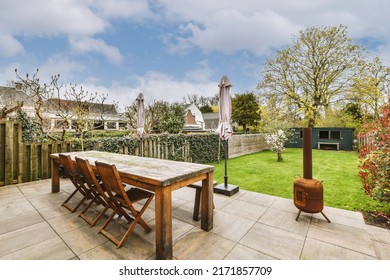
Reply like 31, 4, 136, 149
75, 157, 110, 227
59, 154, 89, 213
95, 161, 155, 248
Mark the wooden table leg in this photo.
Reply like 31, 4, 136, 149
51, 157, 60, 193
154, 187, 173, 260
201, 171, 214, 231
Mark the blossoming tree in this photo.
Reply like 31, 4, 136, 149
265, 129, 288, 162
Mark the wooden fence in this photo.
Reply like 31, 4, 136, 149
0, 120, 75, 186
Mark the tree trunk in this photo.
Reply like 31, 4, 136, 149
277, 152, 283, 162
308, 118, 315, 128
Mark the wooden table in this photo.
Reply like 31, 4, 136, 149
50, 150, 214, 260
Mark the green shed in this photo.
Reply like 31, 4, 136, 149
286, 127, 355, 151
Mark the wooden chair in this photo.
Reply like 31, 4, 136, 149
75, 157, 111, 227
95, 161, 155, 248
59, 154, 89, 213
187, 180, 217, 221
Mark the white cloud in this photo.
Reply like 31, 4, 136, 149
129, 71, 218, 103
158, 0, 390, 55
94, 0, 156, 20
81, 71, 219, 111
185, 60, 214, 83
69, 36, 123, 64
0, 33, 24, 56
0, 0, 107, 36
184, 10, 301, 55
38, 54, 86, 83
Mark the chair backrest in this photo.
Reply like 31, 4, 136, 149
94, 161, 130, 204
59, 154, 84, 187
75, 157, 105, 195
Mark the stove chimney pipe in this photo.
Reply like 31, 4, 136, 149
303, 127, 312, 179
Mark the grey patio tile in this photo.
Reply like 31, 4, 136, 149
225, 244, 277, 260
171, 195, 191, 210
321, 206, 366, 229
0, 196, 37, 221
0, 185, 23, 198
18, 180, 53, 199
0, 222, 57, 257
0, 236, 75, 260
172, 201, 201, 226
259, 208, 311, 236
28, 191, 72, 210
371, 240, 390, 260
211, 210, 256, 242
172, 186, 196, 202
173, 227, 236, 260
79, 234, 155, 260
0, 209, 44, 235
214, 193, 235, 210
301, 238, 376, 260
270, 197, 298, 213
46, 212, 87, 234
60, 224, 110, 255
239, 223, 305, 260
38, 204, 77, 221
238, 191, 276, 207
366, 225, 390, 244
307, 220, 376, 257
220, 199, 268, 221
133, 217, 195, 245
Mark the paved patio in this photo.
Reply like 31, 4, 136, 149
1, 178, 389, 260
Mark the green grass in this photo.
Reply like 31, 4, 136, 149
211, 148, 390, 214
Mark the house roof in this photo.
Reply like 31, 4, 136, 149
48, 98, 118, 115
202, 112, 219, 130
0, 86, 34, 107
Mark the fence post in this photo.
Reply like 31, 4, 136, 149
4, 121, 15, 185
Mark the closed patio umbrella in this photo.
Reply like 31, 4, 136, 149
136, 93, 145, 156
214, 76, 239, 196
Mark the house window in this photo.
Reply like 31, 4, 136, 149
119, 122, 127, 130
319, 130, 329, 139
106, 122, 117, 130
330, 131, 341, 139
93, 121, 104, 130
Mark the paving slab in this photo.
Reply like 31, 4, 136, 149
239, 223, 305, 260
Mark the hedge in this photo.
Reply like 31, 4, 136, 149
81, 133, 226, 164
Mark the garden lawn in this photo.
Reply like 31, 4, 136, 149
211, 148, 390, 214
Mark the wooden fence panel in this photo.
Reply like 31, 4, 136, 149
0, 122, 6, 185
0, 120, 76, 186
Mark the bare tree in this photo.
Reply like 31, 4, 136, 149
14, 68, 117, 146
15, 68, 60, 140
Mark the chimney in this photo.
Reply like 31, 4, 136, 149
303, 127, 312, 179
14, 82, 23, 91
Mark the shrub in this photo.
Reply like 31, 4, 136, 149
358, 103, 390, 202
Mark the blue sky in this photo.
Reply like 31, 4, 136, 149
1, 0, 390, 110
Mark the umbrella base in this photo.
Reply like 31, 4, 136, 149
214, 183, 239, 196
